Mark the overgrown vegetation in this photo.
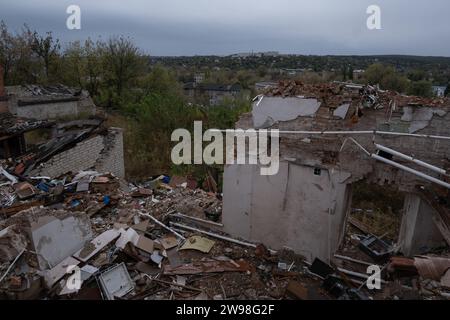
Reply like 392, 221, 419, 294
363, 63, 433, 97
0, 21, 251, 179
351, 181, 405, 240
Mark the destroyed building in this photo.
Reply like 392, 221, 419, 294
5, 84, 97, 120
222, 80, 450, 263
0, 69, 125, 179
1, 65, 450, 300
0, 113, 52, 159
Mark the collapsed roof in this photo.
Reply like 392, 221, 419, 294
6, 84, 85, 107
0, 112, 51, 138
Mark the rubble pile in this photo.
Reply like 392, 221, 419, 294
1, 78, 449, 300
1, 116, 104, 177
263, 80, 449, 110
0, 166, 326, 300
1, 162, 449, 300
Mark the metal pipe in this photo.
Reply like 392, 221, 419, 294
372, 154, 450, 189
211, 129, 450, 141
139, 213, 186, 240
0, 248, 25, 283
170, 221, 256, 248
171, 212, 224, 228
170, 221, 277, 254
334, 254, 373, 267
375, 143, 447, 175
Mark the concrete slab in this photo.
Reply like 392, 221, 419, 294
30, 215, 93, 270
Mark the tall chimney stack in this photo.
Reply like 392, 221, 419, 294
0, 65, 8, 113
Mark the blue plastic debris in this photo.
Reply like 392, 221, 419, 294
103, 195, 111, 205
70, 199, 81, 208
36, 182, 51, 193
162, 176, 170, 184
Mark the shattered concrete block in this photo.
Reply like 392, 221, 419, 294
30, 214, 93, 270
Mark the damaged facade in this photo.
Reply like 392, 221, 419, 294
223, 80, 450, 264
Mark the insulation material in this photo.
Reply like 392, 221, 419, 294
414, 256, 450, 284
252, 97, 321, 129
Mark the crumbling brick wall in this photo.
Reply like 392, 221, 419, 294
30, 128, 125, 178
95, 127, 125, 179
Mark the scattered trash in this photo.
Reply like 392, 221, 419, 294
359, 235, 393, 261
309, 258, 335, 279
163, 259, 252, 275
179, 236, 215, 253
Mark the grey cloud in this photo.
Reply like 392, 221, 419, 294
0, 0, 449, 56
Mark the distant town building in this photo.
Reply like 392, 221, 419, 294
183, 83, 242, 106
231, 51, 279, 58
353, 69, 365, 80
194, 73, 205, 84
432, 86, 447, 97
279, 68, 305, 76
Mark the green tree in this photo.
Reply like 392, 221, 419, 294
364, 63, 408, 93
407, 80, 433, 97
31, 31, 61, 82
0, 21, 15, 83
407, 69, 427, 82
99, 36, 146, 108
0, 22, 36, 84
341, 66, 347, 81
140, 65, 181, 96
63, 41, 85, 87
257, 65, 267, 78
348, 65, 354, 80
84, 38, 103, 97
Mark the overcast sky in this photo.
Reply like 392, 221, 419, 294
1, 0, 449, 56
